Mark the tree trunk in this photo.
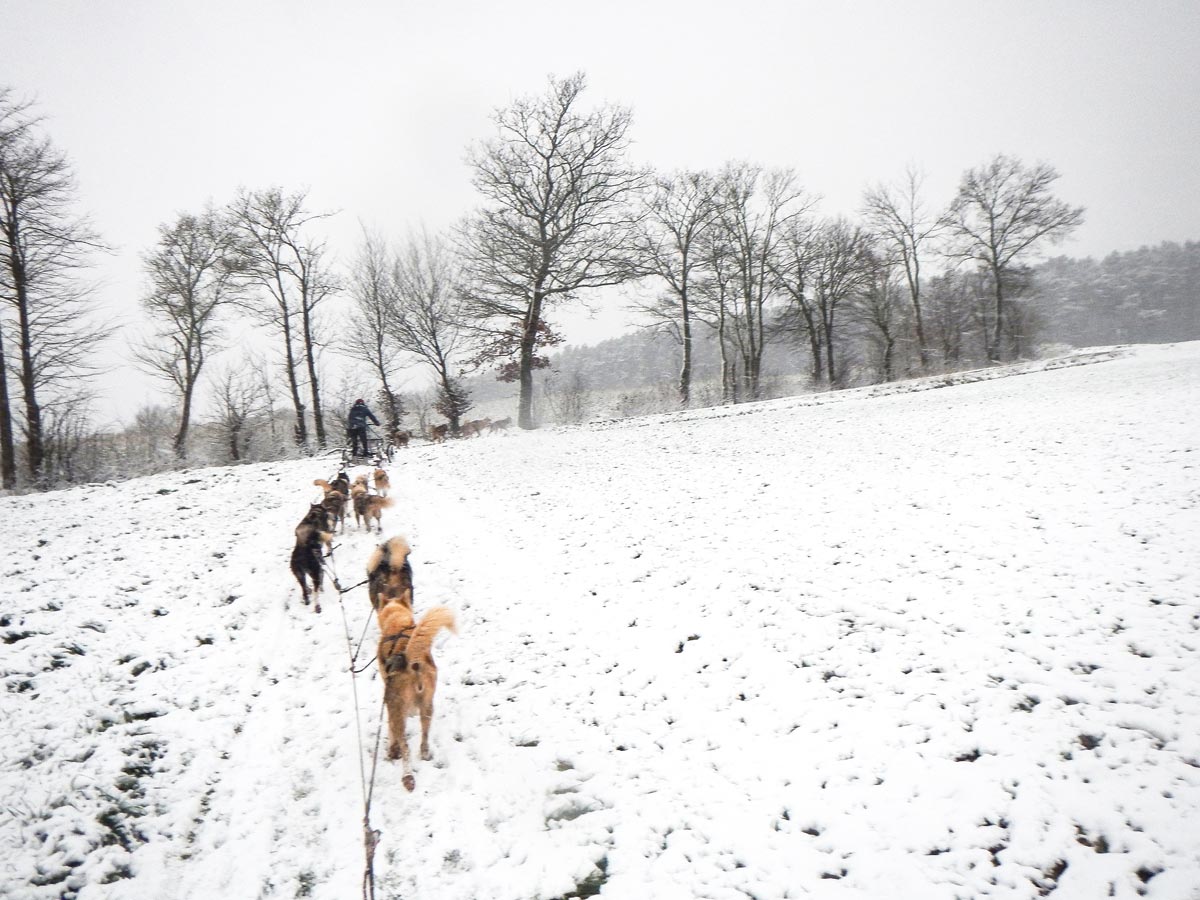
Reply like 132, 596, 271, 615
173, 378, 194, 459
987, 264, 1005, 363
808, 324, 823, 384
676, 294, 696, 408
13, 261, 44, 482
302, 302, 325, 448
912, 295, 930, 370
380, 385, 401, 435
439, 370, 463, 434
5, 217, 44, 481
517, 291, 544, 430
0, 325, 16, 489
742, 296, 759, 400
824, 314, 837, 387
281, 314, 307, 446
678, 292, 692, 406
716, 314, 733, 404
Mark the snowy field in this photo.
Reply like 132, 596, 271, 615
2, 343, 1199, 900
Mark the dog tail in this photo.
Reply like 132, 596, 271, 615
378, 497, 394, 510
314, 478, 332, 491
406, 606, 456, 686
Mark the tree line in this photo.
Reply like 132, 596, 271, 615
2, 71, 1151, 493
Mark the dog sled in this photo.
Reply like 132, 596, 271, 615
331, 425, 396, 468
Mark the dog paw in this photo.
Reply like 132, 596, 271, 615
402, 774, 415, 792
421, 749, 432, 762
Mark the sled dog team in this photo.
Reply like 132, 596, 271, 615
289, 465, 455, 792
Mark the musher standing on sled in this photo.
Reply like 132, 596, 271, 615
347, 399, 380, 459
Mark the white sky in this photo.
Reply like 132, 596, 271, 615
7, 0, 1200, 425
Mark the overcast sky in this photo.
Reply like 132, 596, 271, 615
8, 0, 1200, 425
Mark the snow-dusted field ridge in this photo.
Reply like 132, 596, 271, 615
2, 344, 1198, 900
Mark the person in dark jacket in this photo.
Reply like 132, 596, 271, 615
347, 399, 380, 458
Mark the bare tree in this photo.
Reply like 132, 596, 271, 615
634, 169, 720, 405
543, 369, 590, 424
123, 404, 175, 474
0, 314, 15, 488
248, 353, 283, 453
944, 155, 1084, 361
693, 227, 741, 402
925, 268, 980, 366
807, 217, 874, 387
134, 206, 245, 458
863, 166, 942, 370
770, 215, 823, 384
846, 247, 906, 382
346, 228, 405, 434
461, 72, 645, 429
0, 87, 109, 486
714, 163, 815, 399
209, 362, 265, 462
42, 390, 95, 485
231, 187, 338, 448
387, 230, 472, 434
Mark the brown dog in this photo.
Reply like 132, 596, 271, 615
366, 536, 413, 611
430, 424, 449, 443
376, 598, 457, 791
460, 418, 491, 438
373, 467, 390, 498
354, 492, 392, 533
290, 503, 332, 613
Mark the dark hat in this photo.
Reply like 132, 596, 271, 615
354, 398, 364, 404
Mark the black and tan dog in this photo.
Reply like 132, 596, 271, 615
313, 479, 348, 533
376, 597, 456, 791
331, 470, 351, 497
290, 503, 332, 613
365, 536, 414, 611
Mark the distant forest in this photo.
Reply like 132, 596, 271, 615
1033, 241, 1200, 346
477, 240, 1200, 420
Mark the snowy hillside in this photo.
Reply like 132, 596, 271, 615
3, 343, 1199, 900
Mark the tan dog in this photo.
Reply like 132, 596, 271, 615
366, 536, 414, 611
430, 424, 449, 443
373, 467, 390, 498
376, 598, 457, 791
349, 479, 368, 527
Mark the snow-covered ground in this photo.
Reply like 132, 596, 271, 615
2, 343, 1199, 900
